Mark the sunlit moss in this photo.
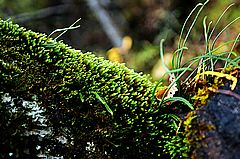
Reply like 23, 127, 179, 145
0, 19, 187, 158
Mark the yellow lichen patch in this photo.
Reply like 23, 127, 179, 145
192, 87, 209, 105
189, 67, 239, 106
194, 71, 237, 90
184, 111, 197, 131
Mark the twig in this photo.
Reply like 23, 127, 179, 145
86, 0, 123, 47
8, 4, 71, 23
215, 89, 240, 100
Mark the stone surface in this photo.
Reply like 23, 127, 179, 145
193, 81, 240, 159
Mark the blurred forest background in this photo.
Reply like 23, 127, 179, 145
1, 0, 239, 80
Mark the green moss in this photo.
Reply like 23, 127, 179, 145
0, 19, 189, 158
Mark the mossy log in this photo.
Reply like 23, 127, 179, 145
0, 19, 188, 158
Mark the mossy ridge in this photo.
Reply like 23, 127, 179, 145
0, 19, 186, 158
0, 19, 153, 108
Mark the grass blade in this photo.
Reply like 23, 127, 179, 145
164, 97, 194, 110
92, 92, 113, 116
208, 3, 235, 42
224, 33, 240, 68
48, 18, 81, 40
211, 16, 240, 50
177, 0, 209, 70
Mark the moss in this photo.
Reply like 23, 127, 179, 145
0, 19, 188, 158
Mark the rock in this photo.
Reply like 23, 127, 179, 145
190, 81, 240, 159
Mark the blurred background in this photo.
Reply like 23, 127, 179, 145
1, 0, 239, 80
